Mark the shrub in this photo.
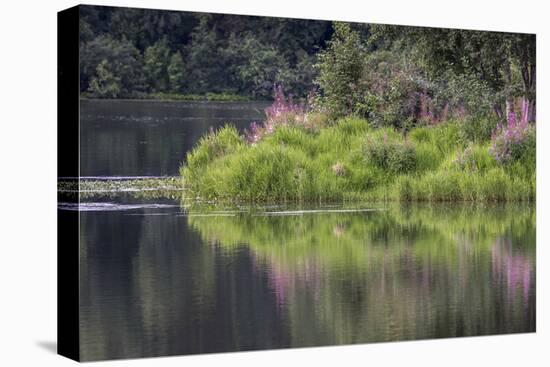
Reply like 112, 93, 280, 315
364, 134, 417, 174
358, 51, 425, 129
202, 144, 312, 202
419, 171, 463, 201
348, 165, 380, 191
489, 121, 535, 164
394, 175, 415, 201
315, 23, 365, 118
435, 71, 496, 121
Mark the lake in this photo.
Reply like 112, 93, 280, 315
74, 100, 535, 361
79, 99, 269, 177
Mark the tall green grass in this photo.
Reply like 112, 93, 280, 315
181, 118, 535, 204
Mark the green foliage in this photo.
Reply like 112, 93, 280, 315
458, 117, 498, 143
79, 4, 535, 122
363, 134, 417, 174
181, 125, 244, 187
490, 123, 536, 169
369, 25, 536, 120
182, 118, 534, 204
453, 145, 496, 173
315, 23, 365, 118
225, 34, 292, 98
357, 51, 424, 128
88, 59, 121, 98
391, 166, 534, 203
81, 35, 144, 97
509, 125, 536, 165
410, 123, 462, 156
437, 72, 497, 120
167, 52, 185, 92
80, 6, 331, 98
143, 38, 171, 92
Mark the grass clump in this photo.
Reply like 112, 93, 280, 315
363, 133, 416, 174
181, 125, 244, 188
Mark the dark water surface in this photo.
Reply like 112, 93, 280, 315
80, 99, 268, 176
78, 201, 535, 361
75, 101, 535, 361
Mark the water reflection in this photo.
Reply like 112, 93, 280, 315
79, 203, 535, 361
80, 100, 268, 176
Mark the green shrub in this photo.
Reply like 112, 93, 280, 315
269, 125, 315, 154
359, 51, 424, 129
348, 165, 380, 191
509, 125, 536, 164
394, 175, 415, 201
336, 117, 371, 136
364, 135, 416, 174
315, 23, 365, 118
418, 171, 463, 201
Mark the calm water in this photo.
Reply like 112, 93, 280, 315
75, 101, 535, 361
80, 99, 268, 176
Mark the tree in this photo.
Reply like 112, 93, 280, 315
143, 38, 171, 93
80, 35, 144, 96
167, 52, 185, 93
315, 23, 365, 118
183, 15, 225, 94
369, 25, 535, 121
88, 59, 121, 98
224, 34, 292, 98
79, 6, 333, 98
510, 34, 536, 122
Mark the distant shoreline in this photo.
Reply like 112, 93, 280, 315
79, 92, 268, 103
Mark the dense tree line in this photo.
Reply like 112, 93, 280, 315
79, 6, 332, 98
80, 5, 535, 123
315, 23, 535, 126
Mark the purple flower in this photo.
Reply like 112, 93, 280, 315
245, 85, 314, 144
490, 115, 534, 163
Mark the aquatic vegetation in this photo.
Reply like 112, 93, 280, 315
58, 177, 184, 200
181, 116, 535, 204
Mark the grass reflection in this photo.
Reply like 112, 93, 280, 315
188, 204, 535, 343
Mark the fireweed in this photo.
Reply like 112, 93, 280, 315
245, 86, 324, 144
489, 112, 535, 164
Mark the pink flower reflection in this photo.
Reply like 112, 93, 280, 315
491, 238, 533, 301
